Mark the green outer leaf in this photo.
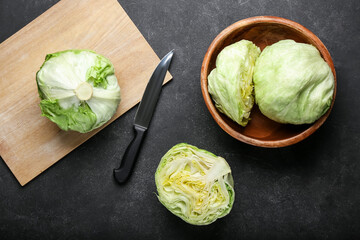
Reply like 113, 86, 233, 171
208, 40, 260, 127
155, 143, 235, 226
39, 99, 97, 133
86, 55, 114, 89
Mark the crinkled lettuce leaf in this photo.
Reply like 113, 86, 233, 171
253, 40, 334, 124
39, 99, 97, 132
208, 40, 260, 126
155, 143, 235, 226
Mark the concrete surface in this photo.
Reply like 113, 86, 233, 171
0, 0, 359, 239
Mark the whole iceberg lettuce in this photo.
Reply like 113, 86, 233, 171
36, 50, 121, 133
208, 40, 260, 126
253, 40, 334, 124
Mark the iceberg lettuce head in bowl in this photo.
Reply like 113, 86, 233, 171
253, 40, 334, 125
208, 40, 260, 127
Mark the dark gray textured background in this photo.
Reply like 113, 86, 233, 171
1, 0, 359, 239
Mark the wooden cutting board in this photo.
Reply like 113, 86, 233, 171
0, 0, 172, 186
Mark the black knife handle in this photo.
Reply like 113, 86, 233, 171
113, 125, 147, 184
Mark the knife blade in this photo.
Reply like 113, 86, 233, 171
113, 50, 174, 184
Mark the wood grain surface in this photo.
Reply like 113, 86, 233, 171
0, 0, 172, 186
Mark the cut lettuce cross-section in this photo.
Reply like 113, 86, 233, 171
155, 143, 235, 225
36, 50, 121, 133
208, 40, 260, 126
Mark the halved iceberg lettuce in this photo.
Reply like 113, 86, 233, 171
155, 143, 235, 225
208, 40, 260, 126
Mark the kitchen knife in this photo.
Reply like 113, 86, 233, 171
113, 50, 174, 184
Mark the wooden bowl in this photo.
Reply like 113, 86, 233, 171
201, 16, 336, 147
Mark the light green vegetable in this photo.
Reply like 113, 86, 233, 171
155, 143, 235, 225
36, 50, 121, 133
208, 40, 260, 126
253, 40, 334, 124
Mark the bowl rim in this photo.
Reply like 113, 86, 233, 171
200, 16, 337, 148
